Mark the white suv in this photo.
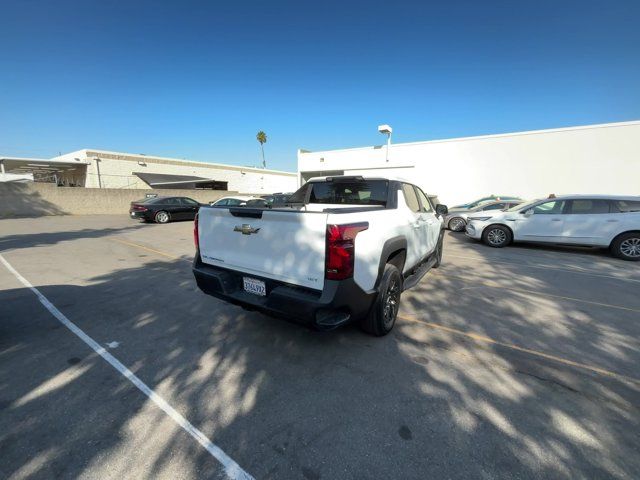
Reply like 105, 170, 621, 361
465, 195, 640, 261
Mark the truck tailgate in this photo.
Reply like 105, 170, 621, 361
198, 208, 328, 290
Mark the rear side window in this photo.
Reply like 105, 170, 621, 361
159, 197, 180, 205
401, 184, 421, 213
615, 200, 640, 213
308, 180, 388, 205
181, 198, 199, 206
567, 199, 611, 214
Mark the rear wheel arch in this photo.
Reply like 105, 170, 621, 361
375, 236, 407, 288
610, 230, 640, 260
609, 230, 640, 249
386, 249, 406, 274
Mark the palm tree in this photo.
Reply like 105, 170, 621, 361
256, 131, 267, 168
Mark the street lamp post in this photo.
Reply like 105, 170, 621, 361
378, 124, 393, 162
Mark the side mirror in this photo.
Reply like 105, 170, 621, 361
523, 208, 534, 216
435, 204, 448, 216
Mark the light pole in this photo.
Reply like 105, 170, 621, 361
378, 124, 392, 162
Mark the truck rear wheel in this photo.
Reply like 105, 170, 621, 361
361, 264, 402, 336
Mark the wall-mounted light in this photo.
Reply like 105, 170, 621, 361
320, 157, 325, 163
378, 124, 393, 162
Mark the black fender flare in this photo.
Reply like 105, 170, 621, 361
375, 236, 407, 289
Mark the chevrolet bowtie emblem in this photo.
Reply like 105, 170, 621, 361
234, 224, 261, 235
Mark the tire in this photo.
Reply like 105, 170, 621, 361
611, 232, 640, 261
482, 224, 512, 248
360, 264, 402, 336
155, 211, 170, 224
448, 217, 466, 232
433, 230, 444, 268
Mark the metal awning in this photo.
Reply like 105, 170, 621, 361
134, 172, 228, 190
0, 156, 89, 174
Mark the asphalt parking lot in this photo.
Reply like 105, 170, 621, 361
1, 215, 639, 480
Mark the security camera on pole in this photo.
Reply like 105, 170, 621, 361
378, 124, 392, 162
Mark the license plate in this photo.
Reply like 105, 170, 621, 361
243, 277, 266, 296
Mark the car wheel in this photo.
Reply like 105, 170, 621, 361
482, 224, 512, 248
448, 217, 466, 232
611, 232, 640, 261
360, 264, 402, 336
433, 230, 444, 268
155, 211, 170, 224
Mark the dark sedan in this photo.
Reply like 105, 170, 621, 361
129, 196, 202, 223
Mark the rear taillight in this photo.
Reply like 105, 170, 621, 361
194, 213, 199, 250
132, 205, 147, 211
325, 223, 368, 280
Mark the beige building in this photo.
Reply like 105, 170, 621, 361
1, 149, 298, 194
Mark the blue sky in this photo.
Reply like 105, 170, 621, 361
1, 0, 639, 171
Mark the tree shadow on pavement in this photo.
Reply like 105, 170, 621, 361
1, 252, 639, 479
0, 225, 144, 253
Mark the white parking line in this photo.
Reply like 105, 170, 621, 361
0, 253, 254, 480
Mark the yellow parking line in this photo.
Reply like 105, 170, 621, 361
433, 271, 640, 313
398, 315, 640, 385
446, 253, 640, 284
111, 238, 190, 263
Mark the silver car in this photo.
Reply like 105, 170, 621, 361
445, 199, 523, 231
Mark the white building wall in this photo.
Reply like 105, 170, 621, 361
53, 150, 298, 193
298, 121, 640, 206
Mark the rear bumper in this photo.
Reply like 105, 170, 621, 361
129, 210, 150, 220
193, 257, 377, 329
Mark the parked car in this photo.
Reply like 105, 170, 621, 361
453, 195, 522, 209
445, 199, 523, 231
465, 195, 640, 260
210, 196, 255, 207
260, 192, 293, 208
130, 196, 202, 224
193, 176, 448, 335
244, 198, 269, 208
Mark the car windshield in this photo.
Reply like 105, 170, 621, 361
506, 199, 540, 212
472, 200, 497, 210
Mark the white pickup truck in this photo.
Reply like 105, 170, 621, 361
193, 176, 448, 335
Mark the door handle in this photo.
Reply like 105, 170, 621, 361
551, 219, 562, 222
606, 219, 619, 222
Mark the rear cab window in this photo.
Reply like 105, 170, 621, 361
297, 179, 389, 206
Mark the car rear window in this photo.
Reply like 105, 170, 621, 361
301, 180, 389, 205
